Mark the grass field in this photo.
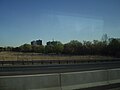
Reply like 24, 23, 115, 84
0, 51, 115, 61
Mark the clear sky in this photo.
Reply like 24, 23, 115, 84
0, 0, 120, 46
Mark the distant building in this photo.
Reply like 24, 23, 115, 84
46, 41, 58, 45
31, 40, 42, 45
36, 40, 42, 45
31, 41, 36, 45
46, 41, 51, 45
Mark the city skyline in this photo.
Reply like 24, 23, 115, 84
0, 0, 120, 46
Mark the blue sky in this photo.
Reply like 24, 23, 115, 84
0, 0, 120, 46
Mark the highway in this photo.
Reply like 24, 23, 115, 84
0, 60, 120, 76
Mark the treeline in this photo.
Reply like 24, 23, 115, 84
0, 35, 120, 57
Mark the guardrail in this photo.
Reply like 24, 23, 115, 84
0, 58, 120, 66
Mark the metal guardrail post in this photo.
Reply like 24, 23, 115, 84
12, 61, 14, 65
22, 61, 24, 65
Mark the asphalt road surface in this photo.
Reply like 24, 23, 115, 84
0, 60, 120, 76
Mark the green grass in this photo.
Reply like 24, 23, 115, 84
0, 51, 115, 61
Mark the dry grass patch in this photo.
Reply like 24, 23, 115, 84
0, 51, 114, 61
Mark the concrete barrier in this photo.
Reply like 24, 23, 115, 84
109, 68, 120, 84
61, 70, 109, 90
0, 68, 120, 90
0, 74, 61, 90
